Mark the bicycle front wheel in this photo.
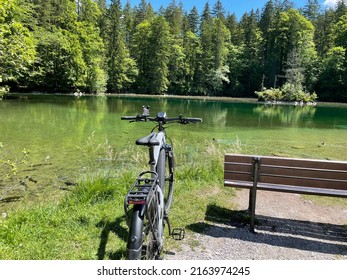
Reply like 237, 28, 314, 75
157, 146, 175, 215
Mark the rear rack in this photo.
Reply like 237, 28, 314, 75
124, 171, 158, 225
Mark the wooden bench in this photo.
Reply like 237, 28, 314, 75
224, 154, 347, 232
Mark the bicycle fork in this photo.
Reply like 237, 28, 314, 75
162, 145, 185, 241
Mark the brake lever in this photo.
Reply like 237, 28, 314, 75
127, 114, 145, 123
178, 115, 188, 125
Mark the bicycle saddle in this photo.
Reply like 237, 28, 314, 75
136, 132, 160, 146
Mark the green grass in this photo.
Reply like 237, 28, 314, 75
0, 139, 346, 259
0, 140, 237, 259
0, 175, 131, 259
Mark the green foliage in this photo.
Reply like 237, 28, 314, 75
0, 83, 9, 99
255, 87, 284, 102
76, 0, 107, 93
255, 84, 317, 103
106, 0, 137, 93
0, 0, 346, 101
237, 11, 263, 95
32, 27, 86, 90
0, 144, 31, 204
0, 144, 30, 180
334, 14, 347, 49
281, 83, 317, 102
132, 16, 171, 94
0, 0, 36, 86
317, 46, 346, 101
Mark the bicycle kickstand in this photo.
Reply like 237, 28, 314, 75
165, 216, 185, 241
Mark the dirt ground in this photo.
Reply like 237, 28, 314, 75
165, 189, 347, 260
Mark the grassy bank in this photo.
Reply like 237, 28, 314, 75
0, 140, 240, 259
1, 137, 346, 259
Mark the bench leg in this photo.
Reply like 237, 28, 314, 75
248, 157, 260, 233
249, 186, 257, 233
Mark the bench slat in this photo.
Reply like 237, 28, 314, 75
260, 165, 347, 181
225, 154, 347, 170
224, 172, 347, 190
224, 172, 252, 182
225, 180, 347, 197
260, 156, 347, 171
225, 154, 254, 164
224, 162, 252, 173
259, 174, 347, 190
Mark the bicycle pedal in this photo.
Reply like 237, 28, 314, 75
171, 228, 185, 240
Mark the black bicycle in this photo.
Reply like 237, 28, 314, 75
122, 106, 202, 260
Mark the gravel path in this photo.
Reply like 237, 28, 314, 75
164, 190, 347, 260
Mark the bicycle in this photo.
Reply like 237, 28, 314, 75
121, 106, 202, 260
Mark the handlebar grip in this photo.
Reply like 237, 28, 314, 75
185, 118, 202, 123
121, 116, 137, 120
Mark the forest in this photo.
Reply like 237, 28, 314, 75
0, 0, 347, 102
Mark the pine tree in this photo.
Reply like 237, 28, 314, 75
201, 1, 212, 23
212, 0, 226, 21
76, 0, 107, 93
134, 0, 154, 26
226, 13, 238, 44
276, 9, 317, 91
106, 0, 137, 92
164, 0, 183, 37
188, 6, 199, 34
133, 16, 171, 93
260, 0, 277, 88
238, 11, 263, 95
301, 0, 321, 22
181, 29, 201, 94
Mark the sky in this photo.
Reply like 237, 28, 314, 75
120, 0, 346, 19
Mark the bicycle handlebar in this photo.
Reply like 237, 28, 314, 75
121, 114, 202, 125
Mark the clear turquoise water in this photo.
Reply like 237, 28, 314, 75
1, 94, 347, 209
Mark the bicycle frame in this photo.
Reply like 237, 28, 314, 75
124, 127, 167, 258
122, 108, 202, 259
149, 131, 165, 171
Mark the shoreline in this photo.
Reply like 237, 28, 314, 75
6, 91, 347, 106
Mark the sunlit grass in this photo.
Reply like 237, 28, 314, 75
0, 140, 237, 259
0, 137, 345, 259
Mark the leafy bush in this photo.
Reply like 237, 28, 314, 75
0, 85, 9, 100
281, 83, 317, 102
255, 83, 317, 103
255, 88, 283, 102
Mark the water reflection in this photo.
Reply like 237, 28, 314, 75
253, 104, 317, 127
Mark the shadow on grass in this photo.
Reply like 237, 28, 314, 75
187, 204, 347, 256
96, 216, 128, 260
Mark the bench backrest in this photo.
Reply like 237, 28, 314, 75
224, 154, 347, 196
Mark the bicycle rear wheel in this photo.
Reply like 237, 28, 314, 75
126, 204, 144, 260
126, 202, 163, 260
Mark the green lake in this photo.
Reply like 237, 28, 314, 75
1, 94, 347, 210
